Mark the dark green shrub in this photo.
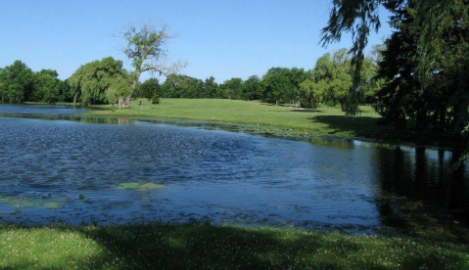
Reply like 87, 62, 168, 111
151, 93, 160, 104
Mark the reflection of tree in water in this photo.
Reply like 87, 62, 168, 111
79, 117, 134, 125
372, 146, 469, 234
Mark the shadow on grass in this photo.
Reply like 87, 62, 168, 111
310, 115, 447, 144
312, 115, 466, 148
1, 223, 468, 270
290, 109, 322, 113
78, 224, 358, 270
312, 115, 394, 138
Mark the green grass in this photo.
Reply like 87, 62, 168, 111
1, 223, 468, 270
86, 98, 455, 146
88, 98, 382, 136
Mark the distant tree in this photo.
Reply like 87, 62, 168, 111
193, 80, 205, 98
61, 79, 73, 102
32, 69, 67, 103
242, 75, 263, 100
151, 93, 160, 104
202, 76, 219, 98
360, 55, 383, 105
6, 83, 23, 103
289, 67, 308, 106
118, 22, 185, 108
0, 68, 3, 100
221, 78, 243, 100
68, 57, 131, 105
162, 74, 202, 98
105, 76, 132, 109
298, 79, 323, 108
262, 68, 295, 105
307, 50, 353, 111
0, 60, 35, 103
260, 67, 307, 105
139, 78, 160, 101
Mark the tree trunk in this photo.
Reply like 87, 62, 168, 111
340, 99, 347, 112
118, 69, 141, 109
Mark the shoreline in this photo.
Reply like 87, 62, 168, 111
88, 114, 466, 152
1, 100, 466, 151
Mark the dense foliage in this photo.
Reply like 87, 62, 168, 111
68, 57, 131, 105
0, 51, 379, 109
323, 0, 469, 162
161, 74, 204, 98
138, 78, 161, 101
0, 61, 69, 104
374, 0, 469, 133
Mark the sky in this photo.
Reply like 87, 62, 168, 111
0, 0, 392, 83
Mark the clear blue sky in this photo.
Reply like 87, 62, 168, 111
0, 0, 392, 83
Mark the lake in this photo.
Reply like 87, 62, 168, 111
0, 104, 468, 234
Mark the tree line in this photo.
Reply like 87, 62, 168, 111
0, 49, 381, 110
143, 49, 380, 110
0, 60, 70, 104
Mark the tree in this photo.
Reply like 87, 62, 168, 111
298, 79, 323, 108
139, 78, 160, 101
242, 75, 263, 100
161, 74, 203, 98
307, 50, 352, 111
323, 0, 469, 163
0, 60, 35, 103
106, 76, 132, 109
299, 49, 377, 110
321, 0, 383, 114
262, 68, 295, 105
32, 69, 67, 103
360, 52, 383, 104
118, 23, 185, 108
68, 57, 131, 105
372, 0, 469, 132
289, 67, 308, 106
221, 78, 243, 100
202, 76, 219, 98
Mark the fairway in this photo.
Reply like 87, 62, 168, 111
87, 98, 401, 140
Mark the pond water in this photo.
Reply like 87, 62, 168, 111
0, 104, 468, 234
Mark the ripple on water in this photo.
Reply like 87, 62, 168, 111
0, 108, 468, 234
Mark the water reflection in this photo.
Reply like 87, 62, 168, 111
372, 145, 469, 236
0, 104, 86, 115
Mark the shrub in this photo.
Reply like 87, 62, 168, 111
151, 93, 160, 104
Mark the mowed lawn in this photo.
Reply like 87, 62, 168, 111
88, 98, 400, 140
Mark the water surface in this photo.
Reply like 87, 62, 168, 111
0, 104, 468, 234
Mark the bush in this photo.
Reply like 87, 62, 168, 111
151, 93, 160, 104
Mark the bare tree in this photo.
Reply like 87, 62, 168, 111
117, 22, 185, 108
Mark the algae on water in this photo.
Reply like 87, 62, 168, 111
0, 195, 63, 209
117, 182, 166, 191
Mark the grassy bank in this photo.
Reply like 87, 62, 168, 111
1, 223, 468, 270
86, 98, 455, 146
